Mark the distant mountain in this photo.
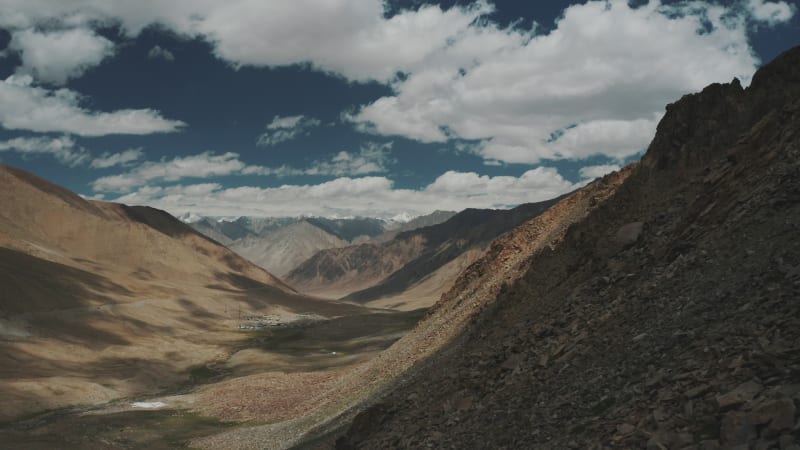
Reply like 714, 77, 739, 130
183, 212, 455, 278
305, 217, 386, 242
189, 217, 249, 245
369, 210, 457, 243
286, 200, 563, 305
228, 220, 348, 277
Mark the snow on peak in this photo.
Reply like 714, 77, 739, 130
177, 212, 204, 223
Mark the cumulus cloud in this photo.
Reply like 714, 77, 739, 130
109, 167, 578, 219
0, 0, 490, 82
0, 0, 770, 165
9, 28, 114, 84
350, 1, 765, 164
0, 135, 89, 165
247, 141, 395, 177
92, 151, 247, 192
90, 147, 144, 168
746, 0, 796, 25
0, 74, 186, 136
256, 115, 321, 147
147, 45, 175, 62
95, 143, 394, 192
0, 1, 791, 165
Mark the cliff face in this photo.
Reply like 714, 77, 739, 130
337, 47, 800, 449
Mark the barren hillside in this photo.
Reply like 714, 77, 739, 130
0, 166, 367, 421
287, 200, 563, 304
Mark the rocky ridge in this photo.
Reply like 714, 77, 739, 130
336, 46, 800, 449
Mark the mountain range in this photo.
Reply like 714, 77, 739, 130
1, 44, 798, 450
184, 212, 455, 277
287, 199, 565, 308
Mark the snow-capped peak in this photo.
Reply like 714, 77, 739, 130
177, 212, 204, 223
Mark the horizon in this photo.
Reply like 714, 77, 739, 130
0, 0, 797, 219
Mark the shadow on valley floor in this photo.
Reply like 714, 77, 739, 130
0, 408, 235, 450
230, 309, 428, 374
0, 307, 429, 447
208, 271, 371, 317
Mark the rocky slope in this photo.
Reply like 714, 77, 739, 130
286, 200, 557, 307
344, 201, 563, 304
286, 201, 563, 302
336, 47, 800, 449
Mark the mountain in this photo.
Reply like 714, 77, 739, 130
305, 217, 386, 242
335, 46, 800, 448
0, 165, 366, 421
367, 210, 457, 244
185, 213, 456, 278
286, 199, 563, 305
228, 220, 349, 277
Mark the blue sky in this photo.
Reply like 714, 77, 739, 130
0, 0, 797, 218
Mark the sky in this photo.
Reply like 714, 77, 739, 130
0, 0, 797, 219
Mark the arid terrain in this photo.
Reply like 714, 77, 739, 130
0, 165, 412, 447
1, 43, 798, 450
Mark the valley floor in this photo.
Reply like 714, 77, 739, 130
0, 308, 426, 449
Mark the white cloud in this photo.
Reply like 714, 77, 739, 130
247, 141, 394, 177
256, 115, 321, 147
188, 1, 493, 82
266, 115, 307, 130
90, 147, 144, 168
0, 0, 790, 167
0, 135, 88, 165
349, 1, 762, 164
92, 151, 246, 192
9, 28, 114, 84
746, 0, 796, 25
0, 74, 186, 136
108, 167, 577, 219
578, 164, 621, 180
95, 142, 394, 192
0, 1, 491, 82
147, 45, 175, 62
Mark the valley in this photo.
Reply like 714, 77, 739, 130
0, 308, 426, 449
0, 17, 797, 449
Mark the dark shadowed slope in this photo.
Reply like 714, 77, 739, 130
287, 198, 564, 303
336, 46, 800, 449
342, 199, 564, 303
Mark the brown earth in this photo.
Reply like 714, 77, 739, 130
0, 165, 368, 422
335, 46, 800, 449
184, 149, 632, 449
